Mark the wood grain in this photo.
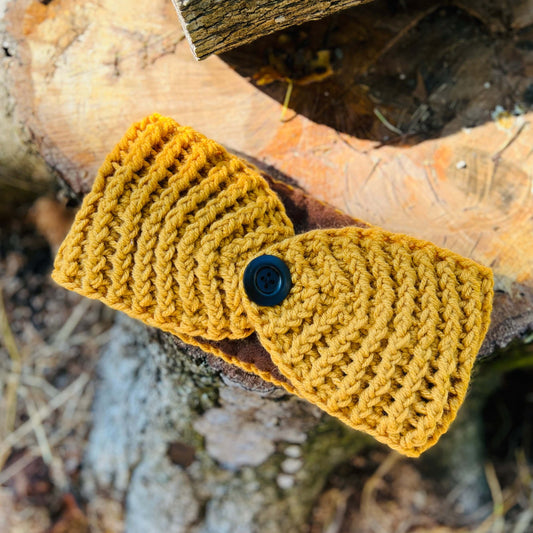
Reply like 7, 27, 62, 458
171, 0, 368, 59
4, 0, 533, 354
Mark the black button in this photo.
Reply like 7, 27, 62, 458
243, 255, 292, 306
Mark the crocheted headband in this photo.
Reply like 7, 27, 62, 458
52, 114, 494, 457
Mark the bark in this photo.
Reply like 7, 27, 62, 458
0, 1, 55, 213
83, 315, 370, 533
82, 312, 504, 531
171, 0, 369, 59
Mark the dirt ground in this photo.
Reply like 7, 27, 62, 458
223, 0, 533, 145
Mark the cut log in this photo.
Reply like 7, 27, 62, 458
4, 0, 532, 351
171, 0, 369, 60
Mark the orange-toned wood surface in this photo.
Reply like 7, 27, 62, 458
4, 0, 533, 350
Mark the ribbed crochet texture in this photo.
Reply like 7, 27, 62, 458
53, 114, 294, 342
52, 114, 494, 457
242, 229, 493, 454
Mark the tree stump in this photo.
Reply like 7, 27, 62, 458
3, 0, 533, 530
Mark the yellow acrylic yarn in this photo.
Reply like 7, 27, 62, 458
52, 113, 494, 457
241, 228, 493, 455
52, 114, 294, 341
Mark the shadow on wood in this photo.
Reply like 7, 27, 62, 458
222, 0, 533, 143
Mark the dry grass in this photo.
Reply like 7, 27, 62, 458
0, 217, 115, 532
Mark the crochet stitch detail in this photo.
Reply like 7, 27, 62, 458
240, 227, 493, 456
52, 113, 494, 457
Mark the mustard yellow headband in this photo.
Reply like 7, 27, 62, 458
52, 114, 494, 457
